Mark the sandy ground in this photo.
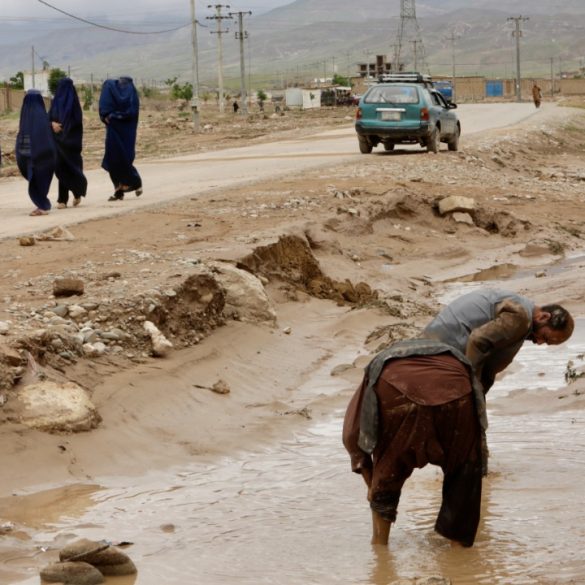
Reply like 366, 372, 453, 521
1, 99, 585, 584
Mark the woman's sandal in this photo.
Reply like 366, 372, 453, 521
135, 188, 143, 197
29, 208, 49, 216
108, 190, 124, 202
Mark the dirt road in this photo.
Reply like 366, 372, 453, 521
0, 102, 558, 240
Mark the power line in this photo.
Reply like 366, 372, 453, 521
36, 0, 193, 35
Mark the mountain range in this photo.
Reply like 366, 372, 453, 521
1, 0, 584, 88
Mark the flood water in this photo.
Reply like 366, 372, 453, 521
6, 309, 585, 585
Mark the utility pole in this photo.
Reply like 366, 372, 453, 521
411, 40, 422, 71
207, 4, 232, 114
190, 0, 200, 131
550, 57, 555, 98
229, 9, 251, 114
507, 15, 529, 102
446, 31, 458, 102
31, 46, 35, 89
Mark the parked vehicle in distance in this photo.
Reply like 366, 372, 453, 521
433, 80, 454, 103
354, 72, 460, 154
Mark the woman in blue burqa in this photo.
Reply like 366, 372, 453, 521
49, 78, 88, 208
16, 90, 55, 216
99, 76, 142, 201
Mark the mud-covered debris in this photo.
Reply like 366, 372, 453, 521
438, 195, 475, 216
19, 236, 35, 247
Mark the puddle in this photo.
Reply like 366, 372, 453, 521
441, 251, 585, 286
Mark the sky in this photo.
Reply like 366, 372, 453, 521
0, 0, 292, 19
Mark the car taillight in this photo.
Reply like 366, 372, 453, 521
420, 107, 429, 121
356, 108, 362, 120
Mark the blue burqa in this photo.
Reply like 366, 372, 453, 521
99, 77, 142, 191
49, 78, 87, 201
16, 90, 55, 211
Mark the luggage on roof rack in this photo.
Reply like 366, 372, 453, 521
377, 72, 433, 86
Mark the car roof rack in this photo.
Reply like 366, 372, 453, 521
377, 72, 433, 86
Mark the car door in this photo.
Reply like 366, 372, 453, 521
430, 91, 455, 136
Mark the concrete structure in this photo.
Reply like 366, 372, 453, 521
357, 55, 393, 79
285, 87, 321, 109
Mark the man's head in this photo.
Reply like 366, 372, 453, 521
529, 304, 574, 345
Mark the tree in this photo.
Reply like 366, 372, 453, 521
332, 73, 351, 87
48, 68, 67, 95
81, 85, 93, 111
171, 82, 193, 101
257, 89, 267, 104
9, 71, 24, 89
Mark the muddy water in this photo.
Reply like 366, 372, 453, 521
6, 315, 585, 584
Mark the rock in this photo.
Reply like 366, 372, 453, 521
438, 196, 475, 216
19, 236, 35, 246
95, 559, 137, 576
69, 305, 88, 320
0, 343, 22, 366
54, 277, 84, 297
49, 305, 69, 318
0, 321, 10, 335
15, 381, 101, 433
451, 212, 475, 225
283, 326, 292, 335
208, 261, 277, 325
36, 225, 75, 241
60, 539, 128, 565
40, 561, 104, 585
83, 342, 107, 357
144, 321, 173, 357
211, 379, 231, 394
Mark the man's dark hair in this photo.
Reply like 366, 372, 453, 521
541, 304, 573, 332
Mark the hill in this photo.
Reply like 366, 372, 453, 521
1, 0, 585, 88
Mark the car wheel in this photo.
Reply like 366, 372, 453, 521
383, 142, 395, 151
358, 136, 373, 154
427, 126, 440, 153
448, 125, 460, 151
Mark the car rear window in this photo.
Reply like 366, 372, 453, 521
364, 85, 419, 104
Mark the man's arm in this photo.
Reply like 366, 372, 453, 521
466, 299, 532, 390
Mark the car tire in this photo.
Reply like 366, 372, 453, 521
427, 126, 440, 153
448, 125, 460, 151
383, 142, 395, 151
358, 136, 373, 154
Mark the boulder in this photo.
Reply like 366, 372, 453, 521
40, 561, 104, 585
15, 381, 101, 433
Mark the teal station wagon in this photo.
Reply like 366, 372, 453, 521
355, 73, 460, 154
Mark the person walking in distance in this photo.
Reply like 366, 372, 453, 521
16, 90, 55, 216
49, 78, 87, 209
99, 76, 142, 201
532, 82, 542, 108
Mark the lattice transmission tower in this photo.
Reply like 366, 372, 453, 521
395, 0, 428, 73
